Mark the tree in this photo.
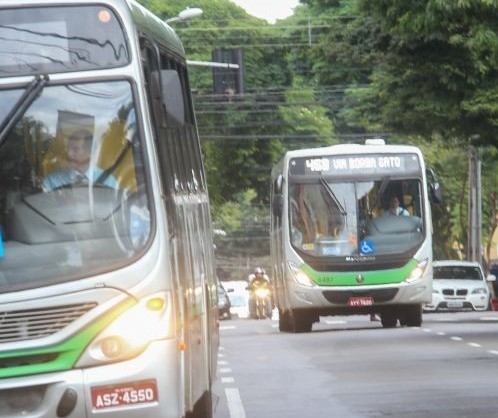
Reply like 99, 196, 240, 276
354, 0, 498, 146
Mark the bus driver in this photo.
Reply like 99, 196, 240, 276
42, 128, 118, 192
384, 196, 409, 217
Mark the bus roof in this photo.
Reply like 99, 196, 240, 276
128, 0, 185, 57
284, 142, 422, 158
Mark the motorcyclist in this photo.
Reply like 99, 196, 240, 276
247, 267, 272, 318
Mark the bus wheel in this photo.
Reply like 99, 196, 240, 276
404, 304, 422, 327
380, 311, 397, 328
279, 308, 291, 332
191, 389, 213, 418
290, 310, 313, 333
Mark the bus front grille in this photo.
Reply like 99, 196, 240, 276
322, 288, 398, 304
0, 303, 97, 343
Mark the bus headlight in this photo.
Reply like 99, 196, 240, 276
405, 259, 428, 283
76, 292, 172, 367
288, 262, 314, 287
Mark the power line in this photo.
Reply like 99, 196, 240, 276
175, 19, 356, 32
200, 133, 390, 141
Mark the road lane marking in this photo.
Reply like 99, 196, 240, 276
221, 377, 235, 384
220, 325, 237, 330
468, 342, 481, 348
432, 317, 457, 322
437, 331, 446, 336
219, 368, 232, 374
487, 350, 498, 355
480, 316, 498, 321
225, 388, 246, 418
218, 360, 228, 366
450, 336, 463, 341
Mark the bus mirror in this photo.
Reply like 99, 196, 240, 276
272, 175, 284, 217
160, 70, 185, 127
272, 194, 283, 217
426, 167, 442, 204
275, 174, 284, 194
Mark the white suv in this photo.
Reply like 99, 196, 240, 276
424, 260, 496, 312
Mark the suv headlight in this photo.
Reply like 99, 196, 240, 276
472, 288, 487, 294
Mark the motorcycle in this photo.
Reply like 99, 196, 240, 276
251, 285, 272, 319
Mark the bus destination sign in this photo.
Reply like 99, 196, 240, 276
289, 154, 420, 177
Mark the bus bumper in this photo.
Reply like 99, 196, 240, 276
0, 339, 182, 418
285, 280, 431, 314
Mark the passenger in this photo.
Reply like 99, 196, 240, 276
384, 196, 409, 217
42, 129, 118, 192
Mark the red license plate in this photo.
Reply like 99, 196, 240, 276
91, 380, 158, 410
348, 296, 374, 307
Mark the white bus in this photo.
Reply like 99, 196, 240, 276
0, 1, 218, 417
270, 140, 441, 332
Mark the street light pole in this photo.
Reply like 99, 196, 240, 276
165, 7, 203, 24
468, 144, 482, 263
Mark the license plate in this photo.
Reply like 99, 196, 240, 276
91, 380, 157, 410
348, 296, 374, 307
447, 300, 463, 308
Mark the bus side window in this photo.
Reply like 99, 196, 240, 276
160, 70, 185, 127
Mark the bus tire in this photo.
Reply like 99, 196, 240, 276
290, 309, 313, 333
404, 304, 422, 327
381, 311, 397, 328
190, 389, 213, 418
279, 308, 291, 332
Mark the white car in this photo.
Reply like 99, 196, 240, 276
424, 260, 496, 312
224, 281, 251, 318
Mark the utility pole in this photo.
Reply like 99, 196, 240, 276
467, 145, 482, 262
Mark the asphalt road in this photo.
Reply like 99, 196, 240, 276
213, 310, 498, 418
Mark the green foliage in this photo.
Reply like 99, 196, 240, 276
136, 0, 498, 264
278, 77, 337, 150
355, 0, 498, 145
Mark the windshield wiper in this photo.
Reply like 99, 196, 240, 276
320, 177, 347, 216
0, 74, 49, 148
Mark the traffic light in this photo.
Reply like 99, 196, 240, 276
212, 49, 244, 96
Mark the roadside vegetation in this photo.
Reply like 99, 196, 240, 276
141, 0, 498, 277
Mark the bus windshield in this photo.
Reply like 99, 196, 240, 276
0, 80, 151, 292
289, 177, 424, 259
0, 5, 129, 76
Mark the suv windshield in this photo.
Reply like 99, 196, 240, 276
434, 266, 483, 281
0, 80, 151, 292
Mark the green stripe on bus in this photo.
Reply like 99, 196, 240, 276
0, 298, 135, 379
302, 259, 418, 286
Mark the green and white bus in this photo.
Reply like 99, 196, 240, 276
0, 1, 218, 417
270, 139, 441, 332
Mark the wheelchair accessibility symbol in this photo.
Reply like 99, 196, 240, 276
360, 240, 374, 254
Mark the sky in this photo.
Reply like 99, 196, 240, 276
230, 0, 300, 23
